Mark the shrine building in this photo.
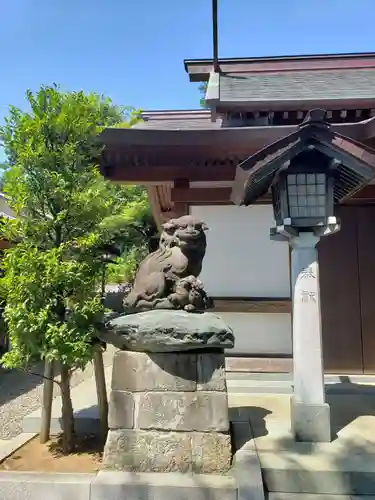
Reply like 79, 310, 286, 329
100, 51, 375, 375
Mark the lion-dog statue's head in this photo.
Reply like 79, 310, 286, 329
159, 215, 208, 256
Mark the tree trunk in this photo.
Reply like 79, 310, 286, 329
60, 363, 75, 453
40, 360, 54, 444
93, 347, 108, 440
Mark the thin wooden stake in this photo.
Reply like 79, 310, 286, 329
40, 360, 54, 444
93, 347, 108, 439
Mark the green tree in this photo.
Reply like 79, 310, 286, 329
0, 85, 151, 452
199, 82, 208, 108
0, 163, 9, 191
103, 185, 158, 284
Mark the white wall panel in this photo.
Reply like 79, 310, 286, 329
220, 312, 292, 356
190, 205, 290, 298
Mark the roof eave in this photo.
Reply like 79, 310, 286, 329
209, 97, 375, 113
184, 52, 375, 82
100, 119, 375, 149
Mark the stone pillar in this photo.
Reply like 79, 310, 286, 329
103, 349, 232, 473
290, 232, 331, 443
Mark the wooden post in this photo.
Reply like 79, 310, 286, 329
93, 347, 108, 439
40, 360, 54, 444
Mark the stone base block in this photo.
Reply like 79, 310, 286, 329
291, 398, 331, 443
105, 349, 232, 473
111, 350, 227, 392
103, 429, 232, 473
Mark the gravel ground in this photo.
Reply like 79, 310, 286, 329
0, 345, 115, 439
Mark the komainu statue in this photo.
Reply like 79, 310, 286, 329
123, 215, 213, 313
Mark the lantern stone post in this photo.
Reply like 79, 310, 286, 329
289, 231, 330, 442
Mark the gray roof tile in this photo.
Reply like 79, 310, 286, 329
219, 69, 375, 102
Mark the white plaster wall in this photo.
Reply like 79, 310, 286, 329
190, 205, 290, 298
219, 312, 292, 356
190, 205, 292, 356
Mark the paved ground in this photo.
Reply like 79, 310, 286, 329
0, 345, 116, 440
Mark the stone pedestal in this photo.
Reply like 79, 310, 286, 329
103, 349, 232, 473
290, 232, 331, 443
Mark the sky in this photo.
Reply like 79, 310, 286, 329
1, 0, 375, 161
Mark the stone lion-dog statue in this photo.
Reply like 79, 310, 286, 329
123, 215, 214, 313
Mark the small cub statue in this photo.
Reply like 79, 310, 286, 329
123, 215, 213, 313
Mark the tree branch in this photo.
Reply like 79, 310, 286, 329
23, 368, 60, 387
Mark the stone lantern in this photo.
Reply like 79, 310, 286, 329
270, 150, 338, 239
231, 109, 375, 443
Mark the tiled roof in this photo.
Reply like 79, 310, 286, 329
219, 69, 375, 102
133, 110, 222, 130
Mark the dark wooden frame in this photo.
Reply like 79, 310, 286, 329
212, 297, 291, 314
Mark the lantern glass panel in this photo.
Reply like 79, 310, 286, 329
287, 172, 327, 218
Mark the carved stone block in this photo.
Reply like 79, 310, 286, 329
103, 429, 192, 472
137, 391, 229, 432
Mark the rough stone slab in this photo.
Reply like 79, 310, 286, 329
197, 353, 226, 391
137, 391, 229, 432
191, 432, 232, 473
100, 310, 235, 352
108, 391, 134, 430
103, 429, 231, 474
103, 429, 192, 472
0, 433, 37, 462
0, 472, 94, 500
111, 350, 197, 392
291, 399, 331, 443
91, 471, 237, 500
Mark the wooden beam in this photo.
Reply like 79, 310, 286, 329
348, 185, 375, 203
187, 193, 273, 206
171, 187, 232, 203
101, 164, 236, 184
146, 186, 163, 229
212, 297, 291, 314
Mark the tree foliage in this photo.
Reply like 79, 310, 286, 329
199, 82, 208, 108
0, 85, 153, 451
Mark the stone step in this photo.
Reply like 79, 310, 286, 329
260, 449, 375, 496
226, 372, 375, 386
232, 406, 375, 497
240, 428, 375, 496
226, 378, 375, 395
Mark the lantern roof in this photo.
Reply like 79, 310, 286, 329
231, 109, 375, 206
